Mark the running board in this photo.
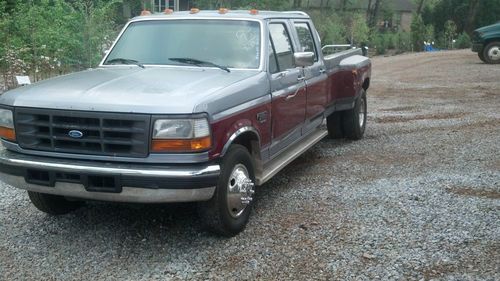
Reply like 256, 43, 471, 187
256, 129, 328, 186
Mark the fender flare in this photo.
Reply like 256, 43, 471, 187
220, 126, 261, 157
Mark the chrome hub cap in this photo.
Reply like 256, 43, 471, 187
359, 98, 366, 128
488, 46, 500, 61
226, 164, 254, 218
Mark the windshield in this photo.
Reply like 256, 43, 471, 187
104, 19, 261, 69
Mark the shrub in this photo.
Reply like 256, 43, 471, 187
454, 32, 471, 49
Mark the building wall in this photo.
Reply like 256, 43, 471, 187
400, 12, 412, 32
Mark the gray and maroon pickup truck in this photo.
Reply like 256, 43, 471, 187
0, 10, 370, 236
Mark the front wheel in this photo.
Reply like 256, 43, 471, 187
483, 42, 500, 64
341, 89, 367, 140
478, 51, 487, 63
197, 144, 255, 237
28, 191, 84, 215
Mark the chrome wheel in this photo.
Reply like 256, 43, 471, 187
226, 164, 254, 218
487, 46, 500, 61
359, 96, 366, 128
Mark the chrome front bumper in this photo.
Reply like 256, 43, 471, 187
0, 148, 219, 203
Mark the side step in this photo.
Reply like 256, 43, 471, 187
256, 129, 328, 185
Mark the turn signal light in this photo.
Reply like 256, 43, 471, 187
0, 127, 15, 141
151, 136, 211, 152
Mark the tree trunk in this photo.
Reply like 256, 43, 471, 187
416, 0, 425, 15
367, 0, 373, 19
465, 0, 479, 34
369, 0, 382, 28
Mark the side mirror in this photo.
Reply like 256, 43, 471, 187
294, 52, 315, 67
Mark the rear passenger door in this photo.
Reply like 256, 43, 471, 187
268, 20, 307, 156
291, 21, 328, 133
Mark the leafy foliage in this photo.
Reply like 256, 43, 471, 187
0, 0, 121, 89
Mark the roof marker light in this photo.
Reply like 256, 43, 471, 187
140, 10, 151, 16
190, 8, 200, 14
218, 8, 229, 14
164, 8, 173, 15
249, 9, 259, 15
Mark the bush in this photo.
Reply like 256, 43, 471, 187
454, 32, 471, 49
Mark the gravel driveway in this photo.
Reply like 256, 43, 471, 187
1, 50, 499, 280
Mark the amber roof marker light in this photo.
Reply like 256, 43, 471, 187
249, 9, 259, 15
140, 10, 151, 16
218, 8, 229, 14
164, 8, 173, 15
190, 8, 200, 14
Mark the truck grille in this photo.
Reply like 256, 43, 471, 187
15, 108, 151, 157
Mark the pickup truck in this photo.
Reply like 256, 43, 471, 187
472, 22, 500, 64
0, 10, 371, 236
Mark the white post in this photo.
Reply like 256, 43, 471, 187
174, 0, 179, 11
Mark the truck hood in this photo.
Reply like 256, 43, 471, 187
0, 67, 259, 114
475, 22, 500, 35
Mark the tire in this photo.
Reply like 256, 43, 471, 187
27, 191, 83, 215
478, 51, 487, 63
341, 89, 367, 140
197, 144, 255, 237
482, 41, 500, 64
326, 111, 343, 139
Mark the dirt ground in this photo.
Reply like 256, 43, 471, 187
0, 49, 499, 280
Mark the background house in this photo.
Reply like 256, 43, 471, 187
303, 0, 416, 31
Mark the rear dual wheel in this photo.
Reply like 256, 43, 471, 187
327, 89, 367, 140
198, 144, 255, 237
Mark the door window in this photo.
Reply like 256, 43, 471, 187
293, 22, 317, 61
269, 23, 295, 72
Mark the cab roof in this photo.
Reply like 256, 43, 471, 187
132, 10, 310, 21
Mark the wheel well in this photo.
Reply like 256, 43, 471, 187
484, 38, 500, 46
362, 78, 370, 90
232, 132, 259, 157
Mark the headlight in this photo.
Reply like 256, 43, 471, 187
151, 118, 211, 152
0, 109, 15, 141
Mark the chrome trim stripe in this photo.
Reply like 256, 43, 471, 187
220, 126, 260, 157
212, 95, 270, 121
0, 173, 215, 203
0, 149, 220, 178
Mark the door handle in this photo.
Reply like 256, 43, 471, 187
319, 68, 326, 74
297, 76, 305, 82
285, 86, 302, 100
285, 91, 298, 100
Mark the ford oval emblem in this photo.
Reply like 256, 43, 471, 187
68, 130, 83, 139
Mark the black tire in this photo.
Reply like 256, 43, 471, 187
482, 41, 500, 64
478, 50, 486, 63
326, 111, 344, 139
197, 144, 255, 237
341, 89, 367, 140
28, 191, 83, 215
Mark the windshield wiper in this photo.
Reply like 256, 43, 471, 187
105, 58, 144, 68
168, 57, 230, 73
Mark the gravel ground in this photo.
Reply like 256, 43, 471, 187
0, 50, 499, 280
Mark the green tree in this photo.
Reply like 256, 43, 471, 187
411, 13, 426, 51
444, 20, 457, 49
346, 13, 369, 45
